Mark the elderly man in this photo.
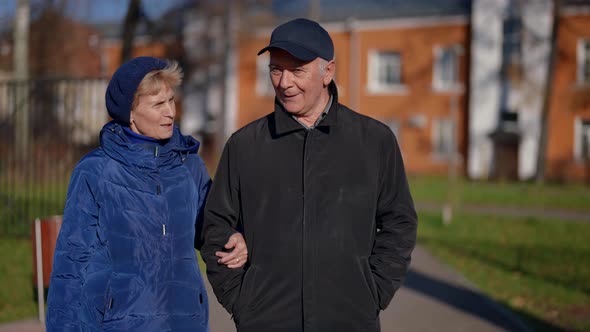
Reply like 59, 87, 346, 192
202, 18, 417, 332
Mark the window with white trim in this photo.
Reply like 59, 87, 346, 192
433, 45, 462, 91
574, 118, 590, 162
256, 53, 274, 96
367, 50, 406, 93
432, 118, 455, 159
577, 39, 590, 85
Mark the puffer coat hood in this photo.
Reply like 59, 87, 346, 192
47, 121, 211, 332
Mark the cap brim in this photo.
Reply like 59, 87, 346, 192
257, 41, 318, 62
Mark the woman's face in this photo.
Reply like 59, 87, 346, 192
129, 85, 176, 140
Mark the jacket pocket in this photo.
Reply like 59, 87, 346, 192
359, 257, 380, 312
101, 280, 113, 324
101, 274, 143, 324
233, 265, 260, 323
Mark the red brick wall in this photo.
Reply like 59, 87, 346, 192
546, 14, 590, 182
29, 11, 102, 78
237, 20, 469, 176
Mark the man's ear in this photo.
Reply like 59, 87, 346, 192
323, 60, 336, 86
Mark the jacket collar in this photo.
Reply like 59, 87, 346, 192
272, 81, 339, 136
100, 121, 200, 171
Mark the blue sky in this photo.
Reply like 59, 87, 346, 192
0, 0, 188, 27
0, 0, 475, 32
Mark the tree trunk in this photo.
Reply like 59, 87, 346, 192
121, 0, 141, 64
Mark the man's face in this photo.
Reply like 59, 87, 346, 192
129, 84, 176, 140
269, 49, 333, 117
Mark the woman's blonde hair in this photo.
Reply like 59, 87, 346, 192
132, 60, 183, 109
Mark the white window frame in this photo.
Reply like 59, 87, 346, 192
577, 39, 590, 85
367, 50, 408, 95
256, 53, 274, 97
574, 117, 590, 163
432, 117, 455, 161
432, 44, 463, 92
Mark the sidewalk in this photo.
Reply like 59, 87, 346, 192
0, 319, 43, 332
0, 245, 530, 332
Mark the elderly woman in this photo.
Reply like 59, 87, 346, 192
46, 57, 247, 331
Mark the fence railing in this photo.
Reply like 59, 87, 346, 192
0, 78, 108, 237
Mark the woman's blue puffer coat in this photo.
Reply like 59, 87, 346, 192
46, 121, 211, 332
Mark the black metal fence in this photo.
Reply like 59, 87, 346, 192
0, 78, 108, 237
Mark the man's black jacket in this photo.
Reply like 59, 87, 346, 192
202, 82, 417, 332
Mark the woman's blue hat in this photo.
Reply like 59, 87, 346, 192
105, 56, 167, 124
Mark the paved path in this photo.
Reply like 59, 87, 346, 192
0, 246, 530, 332
0, 319, 43, 332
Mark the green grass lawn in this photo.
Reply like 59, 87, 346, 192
1, 176, 589, 329
0, 239, 37, 323
418, 211, 590, 331
0, 181, 68, 237
409, 176, 590, 212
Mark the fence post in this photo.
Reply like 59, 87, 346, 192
34, 217, 45, 324
14, 0, 30, 165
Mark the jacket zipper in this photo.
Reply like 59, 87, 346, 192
301, 129, 312, 325
302, 131, 310, 226
154, 146, 166, 237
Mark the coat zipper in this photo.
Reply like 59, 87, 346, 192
154, 146, 166, 237
302, 131, 310, 227
301, 129, 312, 325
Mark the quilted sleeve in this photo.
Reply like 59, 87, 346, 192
46, 166, 99, 331
194, 156, 212, 250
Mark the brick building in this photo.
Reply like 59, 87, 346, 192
2, 0, 589, 182
0, 10, 102, 79
546, 5, 590, 182
468, 0, 590, 182
233, 2, 471, 176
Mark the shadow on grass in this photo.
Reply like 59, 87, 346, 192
404, 269, 567, 331
419, 237, 590, 296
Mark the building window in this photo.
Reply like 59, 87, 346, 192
367, 50, 407, 94
432, 118, 455, 160
433, 45, 462, 91
502, 15, 522, 67
256, 53, 274, 96
577, 39, 590, 85
574, 118, 590, 163
501, 13, 524, 85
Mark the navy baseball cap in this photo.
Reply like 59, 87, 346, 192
257, 18, 334, 62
